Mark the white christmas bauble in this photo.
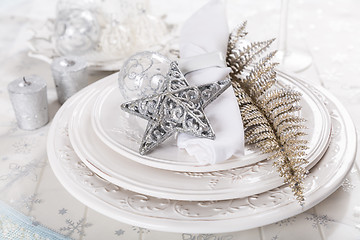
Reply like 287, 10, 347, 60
118, 52, 171, 101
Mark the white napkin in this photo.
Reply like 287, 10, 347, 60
177, 0, 244, 165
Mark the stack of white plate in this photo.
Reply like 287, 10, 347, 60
47, 71, 356, 233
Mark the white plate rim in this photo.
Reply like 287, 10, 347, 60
67, 73, 331, 201
90, 71, 331, 172
47, 73, 357, 233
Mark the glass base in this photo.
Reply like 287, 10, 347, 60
275, 50, 312, 73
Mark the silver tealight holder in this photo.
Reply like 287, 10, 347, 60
8, 75, 49, 130
51, 56, 88, 104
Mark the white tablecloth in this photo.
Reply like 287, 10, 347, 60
0, 0, 360, 239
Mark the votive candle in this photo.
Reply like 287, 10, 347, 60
7, 75, 49, 130
51, 56, 88, 104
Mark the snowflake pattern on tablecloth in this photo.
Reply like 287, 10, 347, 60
59, 217, 92, 237
305, 214, 334, 229
182, 233, 234, 240
58, 208, 68, 215
12, 137, 37, 154
114, 229, 125, 236
275, 216, 297, 227
12, 194, 42, 211
271, 235, 279, 240
131, 226, 150, 234
0, 158, 46, 191
30, 216, 40, 226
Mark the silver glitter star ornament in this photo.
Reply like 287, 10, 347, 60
121, 61, 231, 155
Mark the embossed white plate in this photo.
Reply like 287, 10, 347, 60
69, 81, 281, 201
68, 72, 331, 201
47, 72, 356, 233
91, 72, 331, 172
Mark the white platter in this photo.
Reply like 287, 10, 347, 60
91, 72, 331, 172
27, 19, 177, 71
47, 72, 356, 233
67, 73, 331, 201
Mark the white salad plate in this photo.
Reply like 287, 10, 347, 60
91, 71, 331, 172
48, 72, 356, 233
66, 72, 331, 201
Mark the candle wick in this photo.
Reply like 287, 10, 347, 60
22, 77, 31, 86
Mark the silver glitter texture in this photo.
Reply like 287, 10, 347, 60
51, 56, 88, 104
121, 61, 231, 155
8, 75, 49, 130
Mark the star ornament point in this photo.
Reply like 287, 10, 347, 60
121, 61, 231, 155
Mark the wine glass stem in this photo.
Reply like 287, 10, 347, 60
278, 0, 289, 55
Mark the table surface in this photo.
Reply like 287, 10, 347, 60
1, 0, 360, 239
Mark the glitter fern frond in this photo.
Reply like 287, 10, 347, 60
227, 23, 308, 203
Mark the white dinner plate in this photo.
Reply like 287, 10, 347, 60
47, 72, 356, 233
67, 72, 330, 201
91, 71, 331, 172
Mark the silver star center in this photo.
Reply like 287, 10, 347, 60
121, 61, 231, 155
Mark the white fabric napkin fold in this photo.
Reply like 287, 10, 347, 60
177, 0, 244, 165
